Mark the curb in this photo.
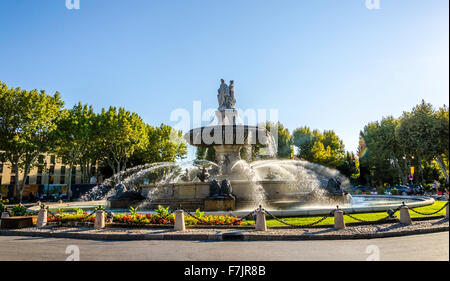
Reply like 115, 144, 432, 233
0, 225, 448, 241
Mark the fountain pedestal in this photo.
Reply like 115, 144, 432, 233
204, 197, 236, 211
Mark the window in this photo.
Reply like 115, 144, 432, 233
50, 155, 56, 164
0, 176, 2, 185
49, 176, 54, 184
72, 167, 76, 175
38, 155, 45, 164
49, 166, 55, 174
10, 176, 16, 185
61, 166, 66, 175
25, 176, 30, 185
36, 176, 42, 185
0, 163, 3, 174
71, 176, 76, 184
60, 176, 65, 184
38, 166, 43, 174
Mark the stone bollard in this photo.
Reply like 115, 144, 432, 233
36, 208, 48, 228
399, 205, 412, 225
94, 210, 105, 229
334, 209, 345, 229
255, 210, 267, 231
174, 210, 186, 231
1, 212, 9, 219
1, 212, 9, 227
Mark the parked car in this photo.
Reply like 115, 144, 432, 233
386, 185, 413, 195
406, 184, 425, 195
352, 185, 375, 194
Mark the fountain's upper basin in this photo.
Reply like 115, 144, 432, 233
184, 125, 272, 147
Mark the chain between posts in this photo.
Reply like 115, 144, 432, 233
178, 205, 257, 225
343, 205, 402, 223
409, 201, 449, 216
261, 207, 333, 228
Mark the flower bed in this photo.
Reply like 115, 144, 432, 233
47, 213, 242, 226
45, 206, 243, 227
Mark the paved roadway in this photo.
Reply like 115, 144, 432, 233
0, 232, 448, 261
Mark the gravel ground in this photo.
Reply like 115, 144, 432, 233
1, 218, 448, 240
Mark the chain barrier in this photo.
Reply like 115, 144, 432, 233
262, 208, 332, 228
343, 206, 401, 223
409, 201, 448, 216
180, 207, 214, 225
236, 210, 257, 222
178, 206, 257, 225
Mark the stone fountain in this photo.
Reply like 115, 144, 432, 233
107, 79, 351, 211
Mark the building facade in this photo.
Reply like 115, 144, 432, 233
0, 155, 98, 186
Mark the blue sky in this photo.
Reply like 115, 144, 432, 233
0, 0, 448, 156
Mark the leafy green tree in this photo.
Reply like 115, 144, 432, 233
97, 106, 148, 181
292, 127, 345, 168
337, 152, 360, 181
292, 127, 321, 161
435, 105, 449, 184
360, 118, 406, 186
0, 82, 63, 202
134, 123, 187, 163
396, 101, 449, 185
53, 103, 97, 200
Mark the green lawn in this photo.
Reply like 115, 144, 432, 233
242, 200, 448, 227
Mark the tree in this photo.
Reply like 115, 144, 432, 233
292, 126, 345, 168
396, 100, 449, 185
359, 119, 405, 186
53, 103, 97, 200
133, 123, 187, 164
292, 126, 320, 161
97, 106, 148, 181
337, 152, 360, 181
435, 105, 449, 184
0, 81, 64, 202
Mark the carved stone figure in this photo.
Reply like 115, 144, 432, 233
227, 80, 236, 108
209, 180, 221, 197
326, 177, 347, 195
197, 166, 210, 182
217, 79, 228, 110
220, 179, 232, 197
217, 79, 236, 110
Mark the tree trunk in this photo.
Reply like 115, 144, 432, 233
435, 155, 449, 184
14, 165, 21, 203
418, 155, 425, 186
19, 164, 31, 203
67, 164, 73, 201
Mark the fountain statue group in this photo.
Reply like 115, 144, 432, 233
217, 79, 236, 110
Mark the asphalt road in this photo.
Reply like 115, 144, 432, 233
0, 232, 448, 261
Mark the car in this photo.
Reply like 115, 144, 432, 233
406, 184, 425, 195
386, 185, 413, 195
352, 185, 374, 194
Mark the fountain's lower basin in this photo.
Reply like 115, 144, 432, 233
107, 180, 350, 210
32, 195, 435, 217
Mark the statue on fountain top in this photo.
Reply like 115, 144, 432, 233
217, 79, 236, 110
